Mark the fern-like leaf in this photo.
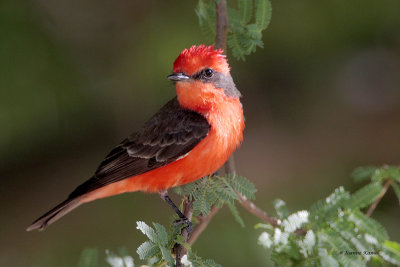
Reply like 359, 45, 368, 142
347, 210, 388, 242
238, 0, 253, 24
345, 182, 383, 209
196, 0, 216, 43
318, 229, 365, 266
136, 241, 159, 260
153, 223, 168, 246
136, 221, 157, 243
255, 0, 272, 30
381, 240, 400, 265
160, 246, 174, 266
352, 166, 376, 182
227, 202, 245, 227
189, 253, 222, 267
225, 175, 257, 200
318, 248, 339, 267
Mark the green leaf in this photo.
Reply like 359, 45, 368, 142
380, 241, 400, 265
153, 223, 168, 246
318, 248, 339, 267
384, 166, 400, 182
189, 252, 222, 267
318, 230, 365, 266
345, 182, 383, 209
255, 0, 272, 30
273, 198, 289, 219
183, 180, 201, 200
384, 240, 400, 254
192, 181, 212, 216
245, 24, 262, 40
254, 223, 274, 231
78, 248, 98, 267
330, 218, 375, 259
227, 202, 245, 227
214, 177, 238, 204
136, 221, 157, 243
196, 0, 216, 43
136, 241, 159, 260
371, 166, 400, 182
347, 210, 389, 243
175, 234, 186, 245
391, 181, 400, 203
352, 166, 376, 182
310, 186, 350, 225
160, 246, 174, 266
238, 0, 253, 24
318, 229, 351, 255
225, 175, 257, 200
228, 32, 246, 60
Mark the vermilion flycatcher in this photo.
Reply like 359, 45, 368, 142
27, 45, 244, 231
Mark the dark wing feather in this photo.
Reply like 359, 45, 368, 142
69, 97, 210, 198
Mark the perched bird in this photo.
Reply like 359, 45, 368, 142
27, 45, 244, 231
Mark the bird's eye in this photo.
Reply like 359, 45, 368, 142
204, 68, 213, 78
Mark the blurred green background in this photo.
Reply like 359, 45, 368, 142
1, 0, 400, 266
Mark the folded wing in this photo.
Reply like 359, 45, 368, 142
69, 97, 210, 198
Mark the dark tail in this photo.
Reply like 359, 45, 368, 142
26, 197, 82, 231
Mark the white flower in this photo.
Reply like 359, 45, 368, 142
181, 255, 193, 267
258, 232, 273, 248
274, 228, 289, 246
299, 230, 316, 257
282, 210, 309, 233
105, 250, 134, 267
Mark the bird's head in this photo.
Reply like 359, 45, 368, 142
169, 45, 241, 112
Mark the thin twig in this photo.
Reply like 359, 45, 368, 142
366, 179, 391, 217
174, 198, 193, 267
237, 193, 280, 227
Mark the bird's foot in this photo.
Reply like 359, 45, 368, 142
174, 217, 192, 235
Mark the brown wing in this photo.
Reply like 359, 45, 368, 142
68, 97, 210, 198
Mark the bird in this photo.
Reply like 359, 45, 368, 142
27, 44, 244, 231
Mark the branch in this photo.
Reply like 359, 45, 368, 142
183, 0, 228, 248
215, 0, 229, 50
174, 198, 193, 267
366, 179, 391, 217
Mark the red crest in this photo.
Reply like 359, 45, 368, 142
173, 45, 230, 75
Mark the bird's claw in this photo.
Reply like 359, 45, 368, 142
174, 218, 192, 235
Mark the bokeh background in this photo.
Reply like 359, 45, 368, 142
1, 0, 400, 266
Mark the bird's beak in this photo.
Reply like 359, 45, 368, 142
167, 73, 190, 82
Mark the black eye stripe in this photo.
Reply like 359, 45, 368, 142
192, 68, 214, 80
